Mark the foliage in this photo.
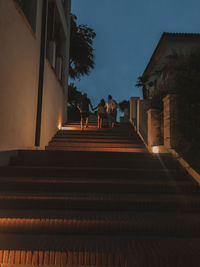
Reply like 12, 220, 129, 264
69, 14, 96, 80
136, 75, 149, 99
67, 83, 82, 122
68, 83, 82, 105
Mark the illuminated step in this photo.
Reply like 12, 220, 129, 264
52, 137, 139, 143
0, 166, 187, 180
0, 212, 200, 236
46, 146, 146, 152
16, 150, 172, 160
10, 157, 180, 169
0, 178, 197, 194
0, 192, 200, 211
0, 237, 199, 266
48, 141, 144, 148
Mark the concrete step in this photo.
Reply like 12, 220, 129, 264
57, 130, 136, 136
15, 150, 178, 168
64, 122, 133, 129
1, 235, 200, 267
1, 121, 198, 265
17, 150, 168, 160
51, 137, 140, 144
0, 236, 199, 266
55, 135, 142, 143
0, 212, 200, 237
56, 129, 140, 135
0, 177, 197, 194
46, 146, 147, 152
48, 141, 145, 148
65, 122, 132, 126
0, 192, 200, 212
0, 235, 199, 262
54, 134, 141, 140
10, 157, 180, 169
0, 166, 188, 180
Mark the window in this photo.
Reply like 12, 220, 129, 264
46, 3, 66, 86
16, 0, 37, 33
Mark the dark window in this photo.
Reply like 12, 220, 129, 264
47, 2, 56, 41
17, 0, 37, 33
46, 3, 66, 86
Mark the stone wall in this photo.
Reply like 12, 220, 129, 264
130, 94, 182, 152
163, 94, 182, 148
147, 109, 163, 148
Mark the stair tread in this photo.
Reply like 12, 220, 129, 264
48, 142, 144, 148
0, 234, 200, 251
0, 176, 193, 184
0, 191, 199, 200
0, 122, 199, 262
0, 166, 188, 180
0, 209, 200, 220
0, 213, 200, 237
2, 165, 184, 172
46, 146, 147, 152
17, 149, 171, 158
0, 209, 199, 219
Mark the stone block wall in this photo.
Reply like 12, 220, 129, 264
130, 94, 182, 151
147, 109, 163, 148
163, 94, 182, 148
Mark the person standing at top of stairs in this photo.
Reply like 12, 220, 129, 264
77, 93, 93, 130
93, 98, 107, 128
105, 95, 118, 128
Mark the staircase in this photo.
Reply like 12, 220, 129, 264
0, 122, 200, 266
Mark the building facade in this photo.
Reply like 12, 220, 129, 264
0, 0, 71, 152
130, 32, 200, 151
142, 32, 200, 99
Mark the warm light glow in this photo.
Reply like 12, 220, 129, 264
152, 146, 159, 153
60, 126, 77, 130
58, 124, 62, 130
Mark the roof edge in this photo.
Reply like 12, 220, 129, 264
142, 31, 200, 77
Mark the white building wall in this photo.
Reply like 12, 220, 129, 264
40, 60, 66, 148
0, 0, 71, 151
0, 0, 41, 150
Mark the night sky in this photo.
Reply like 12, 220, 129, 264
71, 0, 200, 114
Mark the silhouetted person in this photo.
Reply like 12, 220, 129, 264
77, 93, 93, 130
93, 98, 106, 128
105, 95, 118, 128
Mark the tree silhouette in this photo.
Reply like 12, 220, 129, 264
67, 83, 82, 121
68, 83, 82, 105
69, 14, 96, 80
119, 100, 129, 112
136, 75, 149, 99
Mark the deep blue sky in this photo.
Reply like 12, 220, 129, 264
71, 0, 200, 108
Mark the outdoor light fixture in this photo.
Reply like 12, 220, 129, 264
152, 146, 159, 153
61, 127, 73, 130
58, 126, 77, 130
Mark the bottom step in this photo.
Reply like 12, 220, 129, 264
0, 235, 199, 266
